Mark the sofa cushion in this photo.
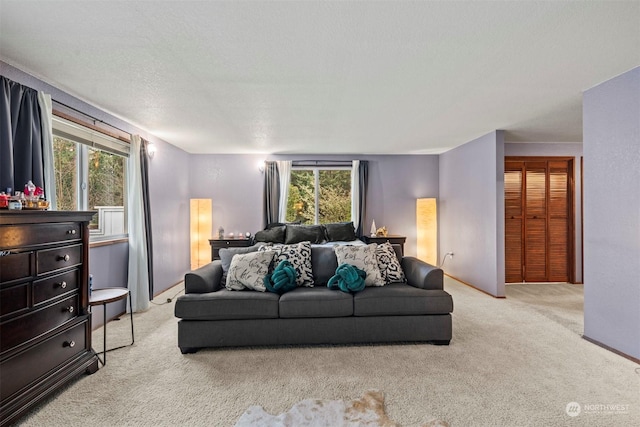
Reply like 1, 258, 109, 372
311, 246, 339, 285
225, 251, 274, 292
353, 284, 453, 316
324, 222, 357, 242
376, 242, 406, 284
279, 287, 353, 318
255, 225, 286, 244
175, 289, 280, 320
334, 244, 385, 287
260, 242, 314, 287
284, 224, 326, 244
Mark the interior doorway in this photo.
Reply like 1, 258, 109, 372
505, 157, 575, 283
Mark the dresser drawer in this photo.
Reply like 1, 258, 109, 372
33, 269, 80, 306
0, 283, 30, 319
0, 319, 87, 401
37, 244, 83, 276
0, 252, 34, 283
0, 223, 82, 248
212, 239, 252, 248
209, 239, 253, 260
0, 294, 78, 354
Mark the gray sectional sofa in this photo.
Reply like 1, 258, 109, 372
174, 244, 453, 353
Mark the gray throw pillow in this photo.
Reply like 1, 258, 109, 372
255, 226, 286, 244
225, 251, 275, 292
285, 225, 326, 244
324, 222, 357, 242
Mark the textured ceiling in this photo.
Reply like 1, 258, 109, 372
1, 1, 638, 154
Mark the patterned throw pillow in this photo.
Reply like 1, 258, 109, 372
376, 242, 406, 284
225, 251, 275, 292
334, 244, 385, 287
259, 241, 314, 287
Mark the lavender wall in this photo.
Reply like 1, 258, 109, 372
88, 242, 128, 328
439, 131, 505, 297
505, 142, 584, 282
188, 154, 265, 240
1, 62, 191, 322
583, 67, 640, 359
188, 154, 439, 257
147, 139, 191, 294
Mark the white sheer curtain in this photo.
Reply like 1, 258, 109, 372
127, 135, 150, 312
37, 92, 57, 210
276, 160, 292, 222
351, 160, 360, 233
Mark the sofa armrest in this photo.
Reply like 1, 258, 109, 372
184, 261, 223, 294
401, 256, 444, 290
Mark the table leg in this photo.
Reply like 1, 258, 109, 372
129, 291, 135, 345
102, 302, 107, 365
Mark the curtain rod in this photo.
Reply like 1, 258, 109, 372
292, 160, 353, 166
53, 99, 131, 136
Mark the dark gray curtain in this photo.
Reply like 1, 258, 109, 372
356, 160, 368, 237
140, 138, 154, 298
0, 76, 44, 193
263, 161, 280, 228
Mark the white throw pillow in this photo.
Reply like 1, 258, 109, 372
259, 241, 314, 287
376, 242, 406, 284
334, 244, 385, 287
225, 250, 275, 292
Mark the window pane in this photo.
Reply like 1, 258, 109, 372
319, 170, 351, 223
53, 136, 78, 211
88, 147, 126, 236
286, 170, 315, 224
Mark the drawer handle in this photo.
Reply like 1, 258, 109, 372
67, 229, 77, 235
60, 254, 70, 262
65, 306, 74, 313
60, 281, 67, 289
65, 340, 76, 348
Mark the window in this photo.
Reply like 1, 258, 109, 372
286, 168, 351, 224
52, 116, 129, 241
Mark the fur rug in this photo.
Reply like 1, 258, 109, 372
234, 390, 449, 427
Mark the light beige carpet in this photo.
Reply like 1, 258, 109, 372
17, 278, 640, 427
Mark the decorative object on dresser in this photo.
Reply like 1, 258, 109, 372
208, 236, 253, 261
362, 235, 407, 254
0, 211, 98, 427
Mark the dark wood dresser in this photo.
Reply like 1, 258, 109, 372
209, 237, 253, 261
362, 235, 407, 254
0, 211, 98, 426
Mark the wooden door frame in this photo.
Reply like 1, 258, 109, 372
505, 156, 576, 283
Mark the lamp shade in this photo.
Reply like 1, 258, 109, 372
416, 198, 437, 266
190, 199, 212, 270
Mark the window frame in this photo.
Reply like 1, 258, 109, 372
289, 166, 352, 225
52, 115, 130, 243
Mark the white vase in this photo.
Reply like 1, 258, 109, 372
370, 220, 377, 237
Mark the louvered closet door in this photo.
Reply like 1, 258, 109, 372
524, 162, 548, 282
505, 163, 524, 282
504, 158, 573, 283
548, 161, 570, 282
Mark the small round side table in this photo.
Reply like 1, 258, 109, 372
89, 287, 135, 366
